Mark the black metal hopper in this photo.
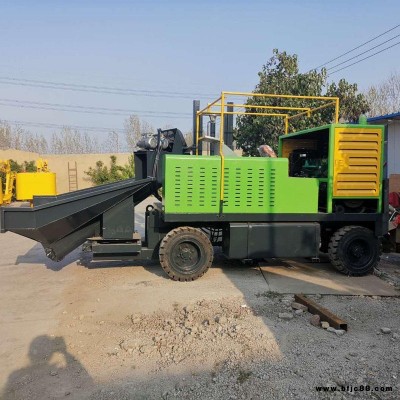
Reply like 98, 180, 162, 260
0, 177, 156, 261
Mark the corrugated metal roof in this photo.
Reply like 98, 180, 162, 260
368, 111, 400, 122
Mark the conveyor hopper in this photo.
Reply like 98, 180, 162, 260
0, 177, 156, 261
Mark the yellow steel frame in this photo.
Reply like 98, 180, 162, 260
36, 158, 50, 172
195, 91, 339, 204
0, 160, 16, 206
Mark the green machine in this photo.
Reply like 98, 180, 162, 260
0, 93, 388, 281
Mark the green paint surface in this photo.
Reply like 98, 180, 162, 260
163, 155, 318, 214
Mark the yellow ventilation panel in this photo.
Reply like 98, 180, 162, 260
333, 127, 382, 197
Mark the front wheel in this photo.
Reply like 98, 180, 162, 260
328, 225, 380, 276
159, 226, 213, 281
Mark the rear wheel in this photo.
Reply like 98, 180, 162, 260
159, 226, 213, 281
328, 225, 380, 275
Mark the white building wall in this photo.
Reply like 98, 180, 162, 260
369, 120, 400, 176
387, 120, 400, 175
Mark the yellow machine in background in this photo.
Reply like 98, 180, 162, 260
0, 160, 16, 205
16, 158, 57, 201
0, 158, 57, 205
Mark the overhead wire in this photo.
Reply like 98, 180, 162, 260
0, 74, 216, 134
1, 119, 125, 133
328, 40, 400, 75
0, 98, 192, 119
312, 23, 400, 70
0, 76, 217, 99
0, 98, 192, 116
326, 33, 400, 72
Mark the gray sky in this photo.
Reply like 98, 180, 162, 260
0, 0, 399, 142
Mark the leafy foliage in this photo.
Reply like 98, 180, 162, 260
10, 159, 36, 173
0, 159, 36, 196
235, 49, 370, 156
84, 155, 135, 186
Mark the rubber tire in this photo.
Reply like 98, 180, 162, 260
159, 226, 213, 281
328, 225, 380, 276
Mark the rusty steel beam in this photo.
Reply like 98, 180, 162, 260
294, 294, 348, 331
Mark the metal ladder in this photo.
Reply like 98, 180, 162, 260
68, 161, 78, 192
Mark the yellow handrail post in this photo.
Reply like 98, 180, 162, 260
219, 92, 225, 212
195, 112, 200, 155
335, 98, 340, 123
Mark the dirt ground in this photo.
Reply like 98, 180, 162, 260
0, 226, 399, 399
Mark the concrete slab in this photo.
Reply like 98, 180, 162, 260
259, 259, 399, 296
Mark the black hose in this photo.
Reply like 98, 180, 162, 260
152, 129, 163, 179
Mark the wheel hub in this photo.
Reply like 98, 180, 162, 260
159, 226, 213, 281
347, 239, 371, 266
351, 244, 364, 258
179, 245, 194, 261
172, 241, 200, 270
328, 226, 378, 276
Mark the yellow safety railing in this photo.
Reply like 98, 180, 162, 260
195, 91, 339, 206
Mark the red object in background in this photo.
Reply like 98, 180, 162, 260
389, 192, 400, 208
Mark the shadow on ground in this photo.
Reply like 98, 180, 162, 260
1, 335, 93, 400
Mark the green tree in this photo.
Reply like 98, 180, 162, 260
8, 160, 36, 173
85, 155, 134, 186
235, 49, 370, 156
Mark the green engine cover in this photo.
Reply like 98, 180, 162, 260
163, 155, 318, 214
